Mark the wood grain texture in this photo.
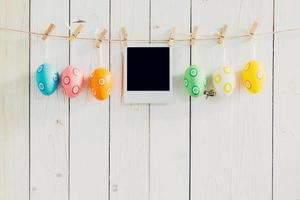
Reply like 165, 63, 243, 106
150, 0, 190, 199
191, 0, 273, 199
109, 0, 150, 199
274, 1, 300, 199
0, 0, 29, 199
69, 0, 109, 199
30, 0, 69, 199
2, 0, 300, 199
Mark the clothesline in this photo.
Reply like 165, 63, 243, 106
1, 26, 300, 42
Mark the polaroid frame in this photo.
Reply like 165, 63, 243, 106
123, 43, 173, 104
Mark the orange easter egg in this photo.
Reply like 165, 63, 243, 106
89, 67, 112, 100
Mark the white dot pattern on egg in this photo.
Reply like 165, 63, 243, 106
91, 88, 96, 96
73, 68, 80, 76
98, 78, 105, 86
107, 88, 111, 95
63, 76, 70, 85
72, 85, 79, 94
53, 73, 59, 81
213, 66, 236, 96
38, 82, 45, 90
37, 65, 44, 73
192, 86, 200, 95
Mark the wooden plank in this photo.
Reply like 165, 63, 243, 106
30, 0, 69, 199
0, 0, 29, 199
191, 0, 273, 199
69, 1, 109, 200
274, 1, 300, 199
150, 0, 190, 199
110, 0, 150, 199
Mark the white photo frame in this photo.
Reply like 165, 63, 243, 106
123, 43, 173, 104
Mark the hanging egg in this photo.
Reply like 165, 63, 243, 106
242, 60, 266, 94
183, 65, 207, 97
213, 66, 235, 96
35, 63, 59, 96
89, 67, 113, 101
61, 66, 84, 98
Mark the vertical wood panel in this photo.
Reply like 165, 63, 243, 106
274, 0, 300, 199
0, 0, 29, 199
110, 0, 150, 199
150, 0, 190, 199
191, 0, 273, 199
69, 0, 109, 199
30, 0, 69, 199
4, 0, 300, 199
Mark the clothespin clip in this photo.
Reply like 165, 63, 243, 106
69, 23, 85, 41
96, 28, 108, 48
120, 26, 128, 47
248, 21, 258, 40
168, 27, 176, 46
217, 24, 228, 44
190, 26, 198, 46
73, 19, 86, 23
42, 23, 55, 40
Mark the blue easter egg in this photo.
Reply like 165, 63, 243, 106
35, 63, 59, 96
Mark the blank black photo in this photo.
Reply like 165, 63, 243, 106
127, 47, 170, 91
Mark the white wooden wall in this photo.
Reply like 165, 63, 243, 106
0, 0, 299, 199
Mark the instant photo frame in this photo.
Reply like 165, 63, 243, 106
123, 44, 173, 104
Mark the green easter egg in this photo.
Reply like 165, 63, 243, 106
183, 65, 207, 97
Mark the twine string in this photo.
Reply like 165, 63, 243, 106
44, 39, 49, 63
221, 42, 227, 66
98, 45, 103, 66
251, 36, 257, 60
1, 26, 300, 43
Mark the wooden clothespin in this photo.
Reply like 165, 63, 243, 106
190, 26, 198, 46
42, 23, 55, 40
168, 27, 176, 46
120, 26, 128, 47
96, 29, 108, 48
248, 21, 258, 40
69, 23, 85, 41
217, 24, 228, 44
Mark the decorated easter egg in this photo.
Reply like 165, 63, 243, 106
35, 63, 59, 96
184, 65, 207, 97
89, 67, 112, 101
213, 66, 235, 96
242, 60, 266, 94
61, 66, 84, 98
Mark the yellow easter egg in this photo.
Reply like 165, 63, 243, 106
242, 60, 266, 94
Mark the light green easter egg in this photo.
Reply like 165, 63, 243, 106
183, 65, 207, 97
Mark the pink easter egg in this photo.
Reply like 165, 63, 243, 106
61, 66, 84, 98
